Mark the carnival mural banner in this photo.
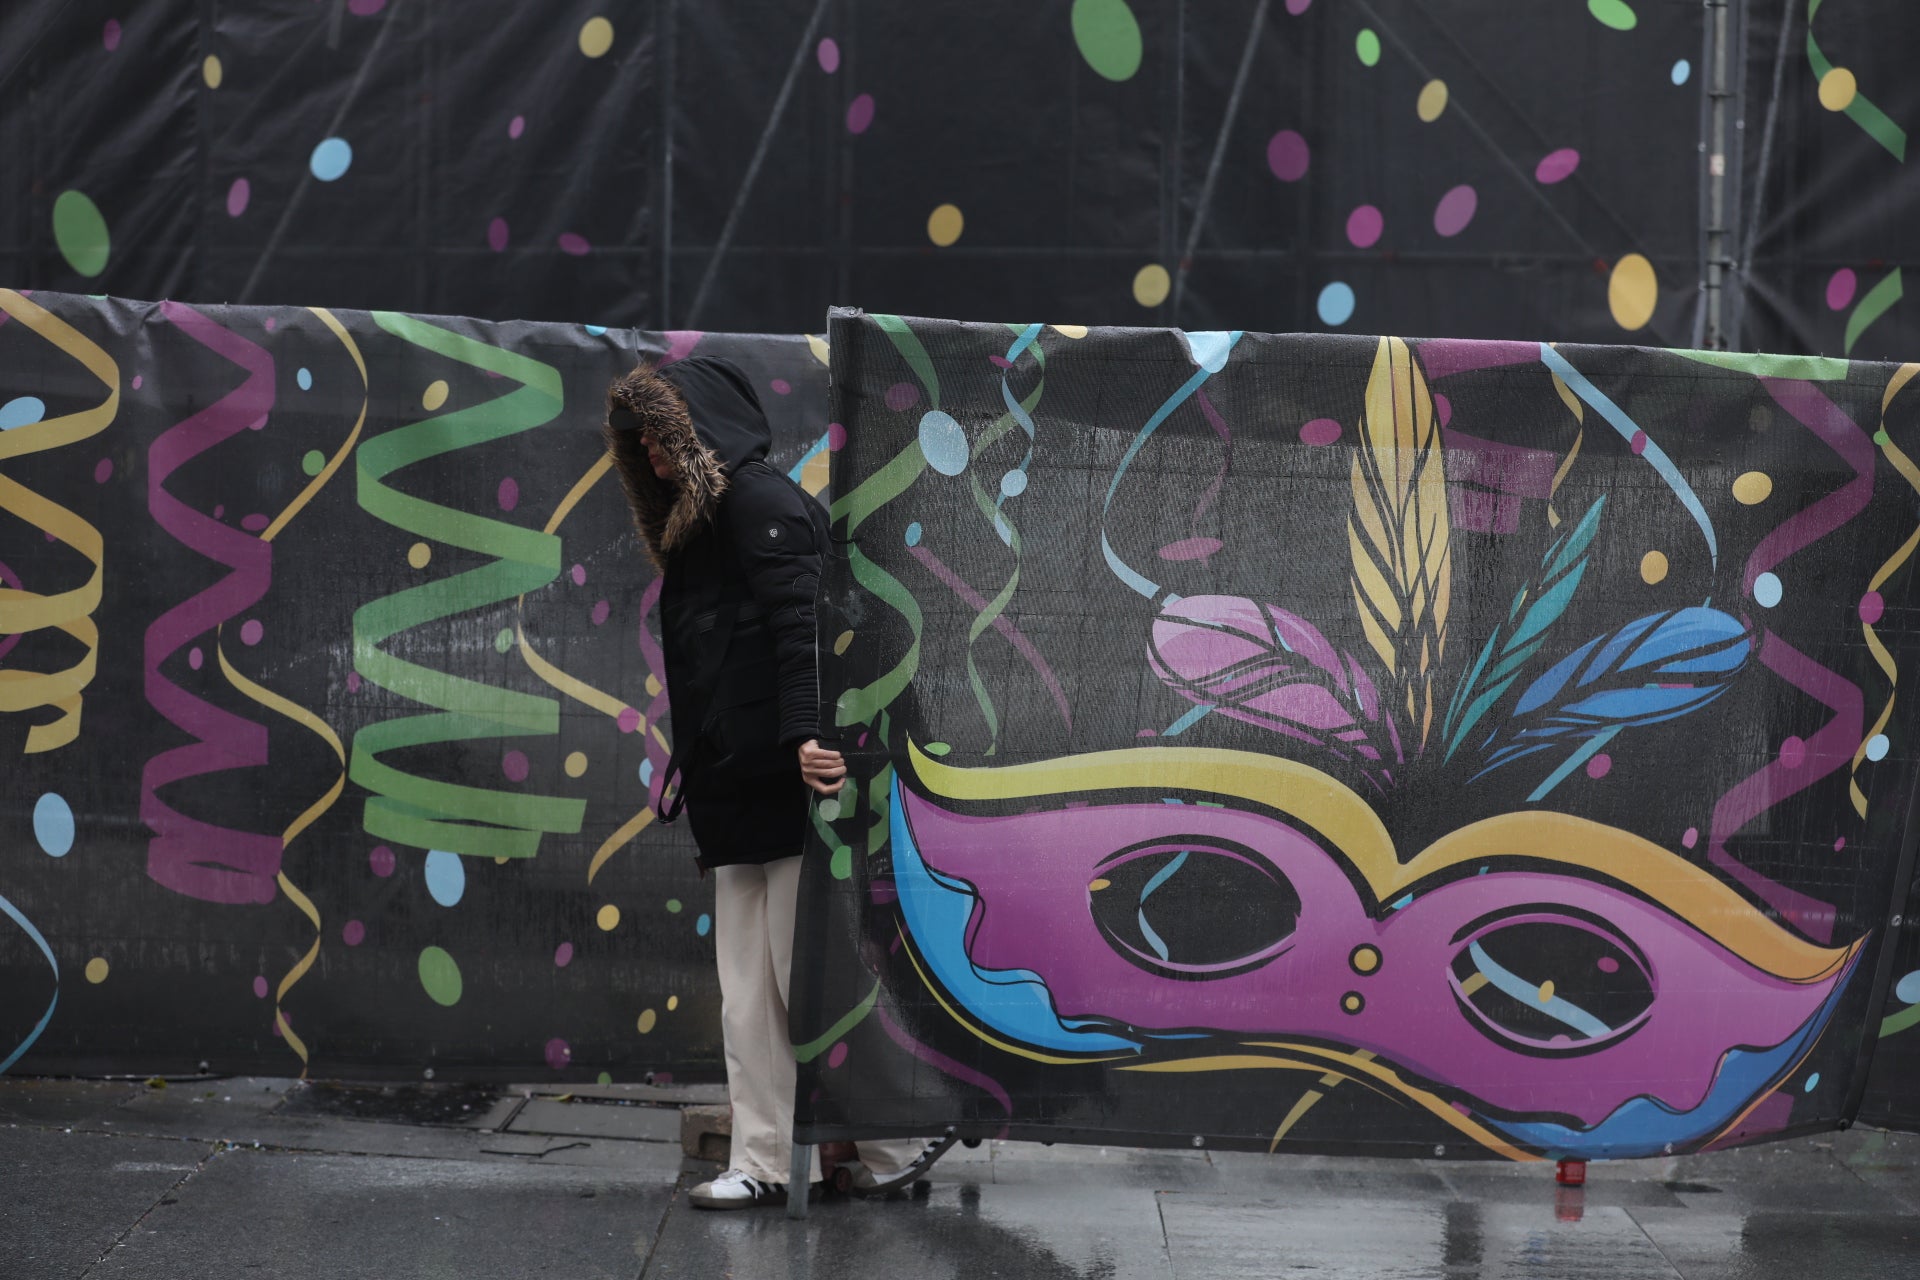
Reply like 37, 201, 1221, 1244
0, 289, 838, 1081
792, 309, 1920, 1158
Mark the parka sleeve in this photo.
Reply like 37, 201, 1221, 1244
722, 466, 827, 749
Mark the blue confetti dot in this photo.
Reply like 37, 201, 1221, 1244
585, 325, 608, 335
904, 521, 923, 547
1867, 734, 1890, 762
1754, 571, 1783, 608
1804, 1073, 1820, 1092
1671, 59, 1691, 86
424, 849, 466, 907
296, 368, 313, 391
696, 913, 712, 937
639, 758, 654, 785
1000, 469, 1028, 498
917, 410, 969, 476
33, 793, 75, 857
0, 397, 46, 431
310, 137, 353, 182
1896, 970, 1920, 1004
1317, 282, 1356, 327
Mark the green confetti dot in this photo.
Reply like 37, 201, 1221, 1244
830, 845, 852, 880
1356, 29, 1381, 66
1587, 0, 1638, 31
494, 627, 514, 654
923, 742, 953, 757
53, 191, 111, 277
1070, 0, 1143, 82
597, 1071, 613, 1085
666, 898, 683, 913
1876, 430, 1892, 445
300, 449, 326, 476
418, 946, 463, 1007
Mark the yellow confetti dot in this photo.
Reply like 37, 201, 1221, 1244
645, 674, 662, 697
85, 957, 109, 984
1416, 79, 1449, 123
579, 17, 614, 58
202, 56, 223, 89
807, 334, 831, 366
422, 380, 449, 411
927, 203, 964, 247
1608, 253, 1657, 331
1132, 263, 1171, 308
495, 856, 509, 865
1088, 878, 1111, 892
637, 1008, 657, 1034
1051, 324, 1089, 339
1538, 980, 1556, 1004
1341, 992, 1363, 1013
564, 751, 588, 778
1350, 945, 1381, 975
1732, 470, 1773, 504
1818, 67, 1857, 112
596, 904, 620, 931
666, 995, 678, 1011
1640, 550, 1669, 584
407, 542, 431, 569
833, 630, 854, 656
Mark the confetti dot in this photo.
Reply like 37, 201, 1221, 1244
1300, 418, 1342, 446
696, 913, 711, 937
1052, 324, 1089, 339
253, 976, 269, 999
1608, 253, 1658, 331
407, 542, 431, 569
1754, 572, 1783, 608
348, 0, 387, 12
827, 422, 848, 450
1586, 753, 1612, 779
597, 904, 620, 931
846, 93, 875, 134
1433, 185, 1478, 238
918, 410, 969, 476
1682, 826, 1698, 848
1588, 0, 1637, 30
578, 16, 614, 58
189, 647, 203, 670
1535, 149, 1580, 184
884, 382, 919, 411
103, 19, 122, 51
422, 380, 449, 411
1316, 282, 1356, 326
555, 942, 574, 967
827, 1042, 850, 1069
1133, 263, 1171, 307
1671, 59, 1691, 85
424, 849, 466, 906
1896, 970, 1920, 1004
1355, 28, 1381, 65
492, 479, 522, 516
347, 671, 361, 693
1804, 1073, 1821, 1092
1867, 734, 1891, 762
819, 797, 842, 823
342, 919, 366, 946
495, 627, 514, 654
1779, 736, 1807, 769
296, 367, 314, 392
1001, 469, 1029, 498
545, 1038, 571, 1069
1346, 205, 1383, 248
564, 751, 588, 778
617, 706, 641, 733
817, 38, 840, 73
927, 203, 964, 247
1827, 268, 1857, 311
309, 137, 352, 182
1640, 550, 1668, 584
240, 619, 263, 646
503, 750, 530, 782
637, 1008, 658, 1034
226, 178, 251, 218
770, 378, 792, 395
667, 995, 679, 1011
1071, 0, 1143, 81
1416, 80, 1448, 122
94, 458, 113, 483
1861, 591, 1886, 625
558, 232, 592, 256
508, 115, 526, 139
487, 217, 509, 252
1732, 470, 1773, 504
591, 599, 611, 626
1818, 67, 1857, 112
904, 521, 923, 547
52, 192, 111, 277
570, 563, 587, 586
0, 397, 44, 431
202, 55, 223, 89
1286, 0, 1312, 11
85, 958, 109, 984
33, 793, 75, 857
1266, 131, 1310, 182
370, 844, 396, 877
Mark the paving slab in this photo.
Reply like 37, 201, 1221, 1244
507, 1097, 683, 1142
517, 1082, 728, 1106
0, 1127, 211, 1280
0, 1078, 142, 1127
1627, 1207, 1920, 1280
85, 1146, 677, 1280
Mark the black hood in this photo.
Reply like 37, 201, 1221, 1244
659, 356, 770, 475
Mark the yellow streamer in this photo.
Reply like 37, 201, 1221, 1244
0, 290, 118, 752
1851, 364, 1920, 817
1546, 370, 1586, 529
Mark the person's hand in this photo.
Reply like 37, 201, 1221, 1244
798, 739, 846, 796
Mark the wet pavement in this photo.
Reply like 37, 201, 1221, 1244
3, 1076, 1917, 1278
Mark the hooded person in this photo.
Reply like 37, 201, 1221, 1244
604, 355, 931, 1209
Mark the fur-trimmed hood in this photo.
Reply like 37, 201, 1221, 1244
603, 355, 771, 567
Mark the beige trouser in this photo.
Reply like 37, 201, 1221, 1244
714, 855, 923, 1186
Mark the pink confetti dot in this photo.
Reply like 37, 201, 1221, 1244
503, 750, 530, 782
1630, 430, 1648, 455
571, 563, 587, 586
214, 504, 225, 518
1534, 149, 1580, 184
94, 458, 112, 483
132, 375, 143, 390
617, 706, 641, 734
1286, 0, 1312, 12
497, 476, 519, 511
591, 599, 611, 626
1433, 185, 1478, 238
1585, 753, 1612, 779
348, 0, 386, 14
1779, 735, 1807, 769
827, 1041, 849, 1069
1346, 204, 1383, 248
554, 942, 574, 967
342, 919, 365, 945
240, 619, 264, 646
1682, 826, 1698, 848
1299, 418, 1342, 446
263, 317, 276, 332
1827, 268, 1857, 311
103, 19, 121, 51
817, 37, 840, 73
487, 217, 509, 252
227, 178, 251, 218
1860, 591, 1885, 625
346, 670, 362, 693
1433, 392, 1452, 426
989, 355, 1013, 369
846, 93, 875, 134
241, 513, 269, 532
884, 382, 918, 411
1596, 956, 1620, 974
544, 1038, 571, 1070
1266, 130, 1310, 182
508, 114, 526, 140
827, 422, 847, 451
770, 378, 792, 395
558, 232, 591, 256
369, 844, 396, 877
253, 975, 269, 999
1834, 836, 1847, 852
188, 646, 204, 670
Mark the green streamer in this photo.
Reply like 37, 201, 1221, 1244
793, 980, 880, 1061
1844, 268, 1903, 355
1673, 349, 1851, 381
1807, 1, 1907, 162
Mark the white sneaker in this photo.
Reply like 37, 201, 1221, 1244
689, 1168, 787, 1210
848, 1134, 952, 1194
